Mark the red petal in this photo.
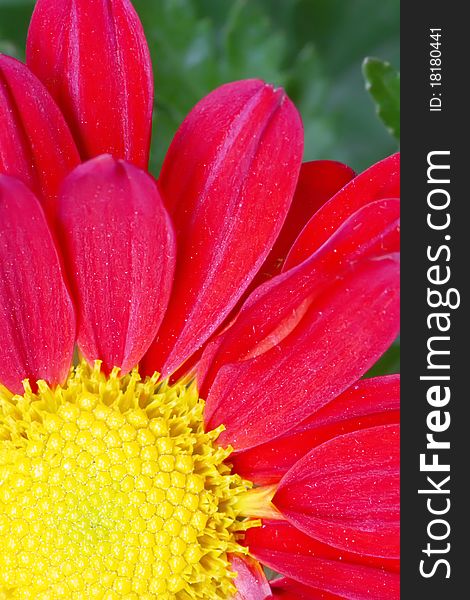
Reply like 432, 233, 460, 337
142, 80, 303, 377
271, 578, 343, 599
274, 425, 400, 559
245, 521, 399, 599
0, 175, 75, 393
27, 0, 153, 169
201, 199, 400, 450
284, 153, 400, 270
0, 55, 80, 217
57, 155, 175, 375
230, 554, 272, 600
231, 375, 399, 485
168, 160, 354, 383
249, 160, 355, 289
245, 521, 399, 573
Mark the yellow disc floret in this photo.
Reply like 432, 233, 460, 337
0, 361, 257, 599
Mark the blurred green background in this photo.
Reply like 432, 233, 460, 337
0, 0, 399, 172
0, 0, 400, 374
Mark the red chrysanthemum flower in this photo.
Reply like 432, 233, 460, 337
0, 1, 400, 598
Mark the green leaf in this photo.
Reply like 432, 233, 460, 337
284, 44, 335, 161
263, 566, 280, 581
0, 0, 33, 5
363, 57, 400, 141
366, 338, 400, 377
221, 0, 286, 83
0, 39, 20, 56
0, 0, 33, 58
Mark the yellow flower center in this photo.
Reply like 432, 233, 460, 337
0, 362, 257, 599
